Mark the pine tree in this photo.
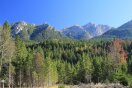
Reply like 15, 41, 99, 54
65, 62, 72, 84
77, 54, 93, 83
15, 36, 28, 87
0, 21, 15, 88
92, 57, 103, 83
24, 48, 34, 87
33, 46, 45, 87
57, 60, 66, 83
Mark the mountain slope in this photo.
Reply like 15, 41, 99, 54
11, 21, 35, 41
83, 23, 111, 37
62, 23, 111, 40
30, 24, 64, 42
11, 21, 65, 42
101, 20, 132, 40
5, 21, 112, 41
62, 25, 91, 40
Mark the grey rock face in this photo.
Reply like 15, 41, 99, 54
62, 23, 111, 40
11, 21, 28, 34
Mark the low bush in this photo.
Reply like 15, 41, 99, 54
119, 77, 128, 86
58, 84, 65, 88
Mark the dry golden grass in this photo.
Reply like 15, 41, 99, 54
48, 85, 71, 88
48, 85, 58, 88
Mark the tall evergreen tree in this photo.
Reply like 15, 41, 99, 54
33, 46, 45, 87
15, 36, 28, 87
0, 21, 15, 88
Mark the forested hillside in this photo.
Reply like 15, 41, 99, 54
99, 20, 132, 40
0, 21, 132, 87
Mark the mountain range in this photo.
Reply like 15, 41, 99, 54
9, 21, 112, 42
1, 20, 132, 42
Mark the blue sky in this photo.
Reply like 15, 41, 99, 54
0, 0, 132, 29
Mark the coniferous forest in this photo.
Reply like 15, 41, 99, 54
1, 21, 132, 87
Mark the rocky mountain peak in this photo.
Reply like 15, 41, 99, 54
11, 21, 29, 34
62, 23, 111, 40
